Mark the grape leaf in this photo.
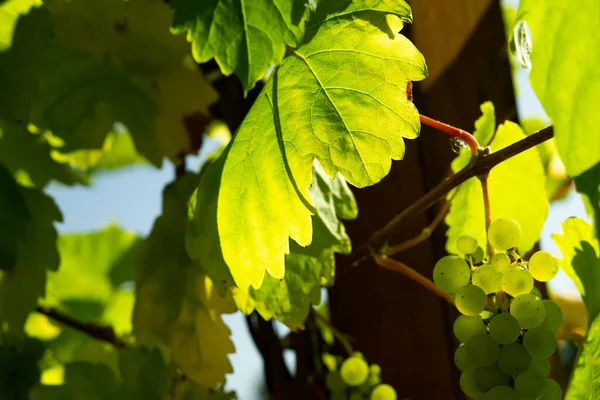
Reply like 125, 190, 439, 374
171, 0, 308, 94
517, 0, 600, 176
0, 338, 45, 399
31, 349, 170, 400
118, 347, 170, 399
235, 162, 356, 330
56, 129, 147, 173
445, 103, 548, 256
134, 175, 236, 387
0, 163, 29, 271
0, 174, 62, 334
0, 120, 85, 187
45, 225, 140, 306
0, 0, 39, 50
552, 217, 600, 399
0, 1, 217, 165
575, 162, 600, 241
187, 2, 426, 290
553, 218, 600, 322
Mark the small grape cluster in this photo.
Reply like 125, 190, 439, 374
433, 218, 563, 399
325, 352, 397, 400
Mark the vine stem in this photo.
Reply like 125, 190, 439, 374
479, 175, 495, 257
350, 125, 554, 264
420, 114, 480, 155
310, 309, 353, 356
383, 192, 454, 256
35, 306, 125, 348
373, 255, 452, 303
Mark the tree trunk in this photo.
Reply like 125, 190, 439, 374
329, 2, 517, 398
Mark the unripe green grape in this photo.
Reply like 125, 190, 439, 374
469, 246, 485, 265
523, 326, 556, 359
511, 294, 546, 329
515, 369, 546, 398
472, 265, 502, 294
497, 343, 531, 376
341, 357, 369, 386
488, 218, 522, 251
370, 384, 397, 400
483, 385, 520, 400
433, 255, 471, 294
530, 286, 542, 298
459, 369, 485, 399
457, 235, 478, 255
541, 378, 562, 400
454, 315, 486, 344
488, 312, 521, 345
528, 250, 559, 282
474, 364, 510, 391
502, 267, 534, 297
454, 284, 487, 316
369, 364, 381, 376
327, 370, 348, 392
352, 351, 365, 359
454, 345, 476, 372
541, 299, 563, 332
530, 358, 551, 376
491, 253, 511, 273
466, 334, 499, 367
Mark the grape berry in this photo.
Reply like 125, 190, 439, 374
325, 352, 398, 400
439, 218, 563, 399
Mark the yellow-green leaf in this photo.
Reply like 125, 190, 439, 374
445, 104, 548, 256
517, 0, 600, 176
188, 4, 426, 290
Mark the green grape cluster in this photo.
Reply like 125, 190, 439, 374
436, 218, 563, 399
324, 352, 398, 400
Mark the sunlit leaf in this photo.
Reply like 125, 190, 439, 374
0, 0, 39, 50
552, 217, 600, 399
171, 0, 309, 94
134, 175, 236, 387
31, 349, 170, 400
445, 103, 548, 256
236, 162, 356, 329
575, 162, 600, 240
45, 226, 140, 306
0, 121, 85, 187
188, 2, 425, 290
517, 0, 600, 176
0, 0, 217, 166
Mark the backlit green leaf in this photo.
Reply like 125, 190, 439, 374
552, 218, 600, 399
188, 3, 425, 290
0, 0, 39, 50
575, 162, 600, 241
517, 0, 600, 176
553, 218, 600, 322
45, 226, 140, 306
171, 0, 308, 94
445, 104, 548, 256
235, 162, 357, 329
0, 121, 85, 188
134, 175, 236, 387
31, 349, 170, 400
0, 0, 217, 165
